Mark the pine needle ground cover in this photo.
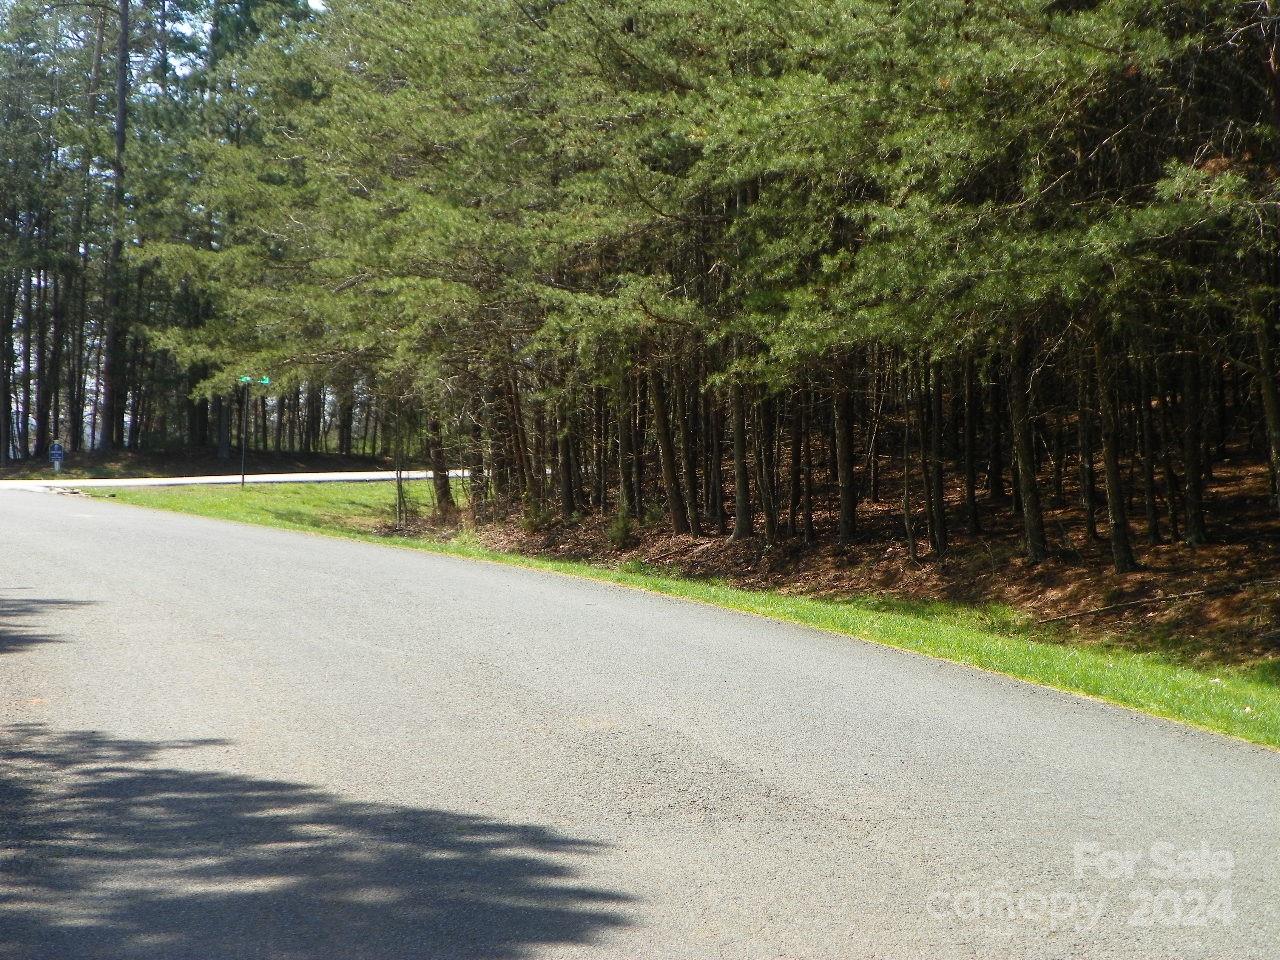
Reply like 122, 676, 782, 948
88, 482, 1280, 750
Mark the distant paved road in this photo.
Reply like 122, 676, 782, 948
0, 489, 1277, 959
0, 469, 441, 491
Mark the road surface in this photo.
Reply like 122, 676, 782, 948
1, 489, 1276, 959
0, 469, 439, 491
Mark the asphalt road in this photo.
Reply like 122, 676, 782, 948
0, 469, 438, 491
1, 490, 1277, 959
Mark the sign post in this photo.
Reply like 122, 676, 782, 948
236, 376, 271, 488
49, 440, 65, 474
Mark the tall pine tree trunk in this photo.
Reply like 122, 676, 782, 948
0, 274, 13, 465
707, 391, 725, 533
730, 382, 752, 539
833, 381, 857, 544
963, 352, 980, 534
755, 396, 778, 544
929, 359, 947, 554
1008, 330, 1047, 562
616, 380, 633, 521
1077, 353, 1099, 542
558, 400, 576, 519
986, 378, 1005, 502
1092, 328, 1137, 572
787, 396, 802, 536
677, 377, 702, 535
1182, 352, 1208, 545
1255, 318, 1280, 516
100, 0, 130, 449
468, 419, 487, 521
650, 368, 690, 534
1138, 364, 1162, 544
632, 376, 646, 518
801, 392, 815, 542
902, 374, 918, 561
428, 417, 456, 515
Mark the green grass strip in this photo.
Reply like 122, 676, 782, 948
87, 481, 1279, 750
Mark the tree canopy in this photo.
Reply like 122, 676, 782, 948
5, 0, 1280, 568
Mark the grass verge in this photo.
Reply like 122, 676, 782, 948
87, 481, 1280, 749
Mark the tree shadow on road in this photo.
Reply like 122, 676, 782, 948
0, 724, 633, 960
0, 593, 87, 656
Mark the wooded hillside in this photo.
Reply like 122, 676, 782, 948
5, 0, 1280, 580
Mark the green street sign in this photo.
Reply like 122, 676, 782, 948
238, 375, 271, 385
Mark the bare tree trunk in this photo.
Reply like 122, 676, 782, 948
1009, 330, 1047, 563
468, 419, 487, 521
593, 386, 606, 511
833, 381, 857, 544
1077, 352, 1099, 542
902, 373, 918, 562
616, 380, 633, 521
632, 375, 646, 518
677, 377, 702, 535
0, 273, 13, 465
963, 352, 980, 534
1256, 318, 1280, 516
755, 396, 778, 545
650, 368, 690, 534
1093, 328, 1137, 572
100, 0, 130, 449
730, 382, 752, 539
1182, 352, 1208, 545
929, 359, 946, 555
706, 390, 725, 533
986, 377, 1006, 502
558, 400, 576, 519
428, 417, 456, 515
1138, 364, 1162, 544
787, 395, 802, 536
801, 391, 815, 542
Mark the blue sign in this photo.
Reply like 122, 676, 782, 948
49, 443, 64, 462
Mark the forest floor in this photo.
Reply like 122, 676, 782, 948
80, 462, 1280, 748
476, 453, 1280, 674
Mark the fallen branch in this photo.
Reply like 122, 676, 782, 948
1037, 578, 1280, 625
